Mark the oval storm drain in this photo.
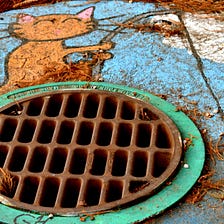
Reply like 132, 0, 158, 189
0, 88, 182, 215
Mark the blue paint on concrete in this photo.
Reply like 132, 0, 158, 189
0, 0, 223, 223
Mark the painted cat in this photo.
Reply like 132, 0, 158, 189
2, 7, 113, 92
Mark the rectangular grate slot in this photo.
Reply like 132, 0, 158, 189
106, 180, 123, 202
116, 123, 132, 147
90, 149, 107, 175
112, 150, 128, 176
131, 151, 148, 177
18, 119, 36, 143
83, 94, 99, 118
139, 108, 159, 121
101, 96, 117, 119
64, 94, 82, 117
20, 176, 39, 204
96, 122, 113, 146
49, 148, 67, 174
69, 148, 87, 174
85, 179, 102, 206
45, 94, 63, 117
37, 120, 55, 143
1, 104, 23, 116
120, 101, 135, 120
26, 98, 44, 116
40, 177, 59, 207
136, 124, 151, 147
8, 146, 28, 172
155, 124, 171, 148
61, 178, 81, 208
0, 145, 8, 167
0, 118, 17, 142
28, 147, 47, 172
129, 181, 148, 193
77, 122, 93, 145
57, 121, 75, 144
152, 152, 171, 177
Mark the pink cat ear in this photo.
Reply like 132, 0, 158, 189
17, 14, 35, 24
76, 7, 94, 19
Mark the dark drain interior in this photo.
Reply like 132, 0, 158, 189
0, 90, 182, 215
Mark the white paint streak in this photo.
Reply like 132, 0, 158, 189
154, 13, 224, 63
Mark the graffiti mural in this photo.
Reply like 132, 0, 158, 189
0, 1, 223, 223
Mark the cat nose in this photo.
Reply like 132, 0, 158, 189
55, 29, 61, 35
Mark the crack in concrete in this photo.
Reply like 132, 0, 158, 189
178, 13, 224, 119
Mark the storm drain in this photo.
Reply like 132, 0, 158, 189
0, 90, 182, 215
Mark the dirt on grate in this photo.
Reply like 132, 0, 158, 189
0, 168, 15, 198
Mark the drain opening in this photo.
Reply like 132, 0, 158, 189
49, 147, 68, 174
112, 150, 128, 176
28, 147, 47, 172
90, 149, 108, 175
106, 180, 123, 202
61, 178, 81, 208
0, 90, 182, 215
69, 148, 88, 175
20, 176, 39, 204
131, 151, 148, 177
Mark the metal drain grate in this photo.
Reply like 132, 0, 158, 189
0, 90, 182, 215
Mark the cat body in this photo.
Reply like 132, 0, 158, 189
3, 7, 113, 91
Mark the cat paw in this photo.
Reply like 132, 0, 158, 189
99, 41, 115, 50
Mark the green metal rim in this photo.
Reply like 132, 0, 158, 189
0, 82, 205, 224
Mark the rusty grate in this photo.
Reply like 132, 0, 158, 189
0, 90, 182, 215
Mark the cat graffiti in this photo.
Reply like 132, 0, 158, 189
5, 7, 113, 89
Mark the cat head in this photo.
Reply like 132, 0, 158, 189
9, 7, 96, 41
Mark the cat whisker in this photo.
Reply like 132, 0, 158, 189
98, 24, 117, 27
86, 21, 94, 25
86, 25, 94, 29
12, 24, 22, 29
98, 14, 125, 21
0, 35, 10, 40
0, 29, 8, 32
12, 27, 22, 30
11, 30, 24, 36
98, 28, 127, 34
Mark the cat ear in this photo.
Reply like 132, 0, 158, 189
76, 7, 95, 19
17, 14, 35, 24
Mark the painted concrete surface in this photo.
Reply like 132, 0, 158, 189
0, 0, 223, 223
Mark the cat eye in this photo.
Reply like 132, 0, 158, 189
62, 17, 81, 23
33, 19, 56, 25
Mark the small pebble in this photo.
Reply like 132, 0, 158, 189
205, 112, 214, 118
213, 108, 219, 114
183, 163, 189, 169
48, 214, 53, 219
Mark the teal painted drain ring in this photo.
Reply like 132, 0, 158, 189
0, 82, 205, 224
